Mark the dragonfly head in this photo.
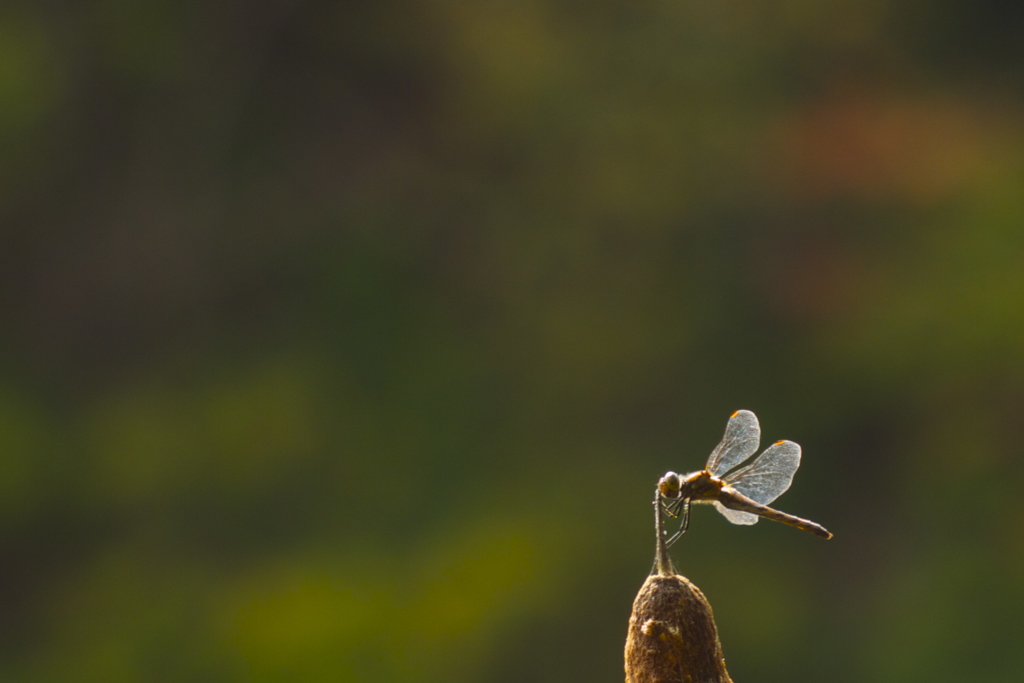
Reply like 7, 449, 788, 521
657, 471, 682, 498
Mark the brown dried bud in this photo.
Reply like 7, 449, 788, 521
624, 573, 733, 683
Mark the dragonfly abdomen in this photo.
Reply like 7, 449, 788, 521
716, 487, 833, 539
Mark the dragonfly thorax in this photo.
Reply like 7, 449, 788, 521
676, 469, 724, 502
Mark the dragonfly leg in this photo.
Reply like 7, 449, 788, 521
664, 498, 690, 547
660, 495, 685, 518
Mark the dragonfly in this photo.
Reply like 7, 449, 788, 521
658, 409, 832, 546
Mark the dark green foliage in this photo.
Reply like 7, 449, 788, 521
0, 2, 1023, 682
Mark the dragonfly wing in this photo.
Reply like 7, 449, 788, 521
705, 410, 761, 477
713, 501, 759, 525
721, 439, 801, 506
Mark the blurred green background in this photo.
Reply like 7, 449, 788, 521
3, 1, 1024, 682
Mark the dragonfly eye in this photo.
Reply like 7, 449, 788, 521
658, 472, 681, 498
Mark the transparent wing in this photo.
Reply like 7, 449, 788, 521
721, 439, 801, 506
705, 410, 761, 477
713, 501, 759, 525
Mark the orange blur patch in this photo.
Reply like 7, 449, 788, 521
764, 86, 990, 204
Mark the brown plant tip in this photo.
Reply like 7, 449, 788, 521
624, 574, 733, 683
